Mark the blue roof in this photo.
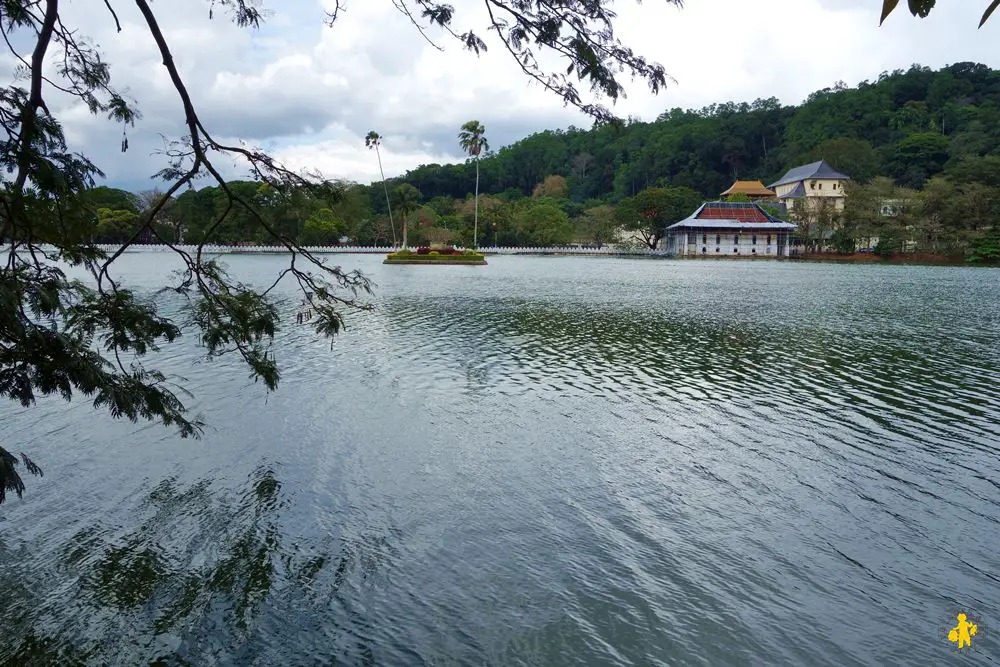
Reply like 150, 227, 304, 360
777, 182, 806, 199
768, 160, 850, 188
667, 220, 796, 230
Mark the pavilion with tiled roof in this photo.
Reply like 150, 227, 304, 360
719, 180, 776, 200
660, 201, 796, 257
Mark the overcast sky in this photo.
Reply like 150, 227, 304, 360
10, 0, 1000, 191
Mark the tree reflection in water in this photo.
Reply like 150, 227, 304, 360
0, 466, 397, 666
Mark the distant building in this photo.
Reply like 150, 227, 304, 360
769, 160, 850, 213
879, 199, 911, 217
719, 180, 776, 201
660, 201, 796, 257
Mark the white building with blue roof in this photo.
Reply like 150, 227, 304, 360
768, 160, 850, 214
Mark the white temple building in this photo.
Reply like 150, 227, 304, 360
661, 201, 797, 257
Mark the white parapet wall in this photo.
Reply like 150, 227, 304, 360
80, 244, 659, 256
90, 244, 398, 254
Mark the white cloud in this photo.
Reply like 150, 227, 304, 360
8, 0, 1000, 191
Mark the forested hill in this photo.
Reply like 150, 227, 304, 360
83, 62, 1000, 256
397, 62, 1000, 202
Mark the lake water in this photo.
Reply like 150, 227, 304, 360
2, 254, 1000, 666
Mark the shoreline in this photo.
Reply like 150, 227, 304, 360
790, 252, 983, 267
13, 245, 995, 267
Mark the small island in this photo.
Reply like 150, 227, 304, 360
384, 245, 487, 265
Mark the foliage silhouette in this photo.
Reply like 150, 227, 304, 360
0, 0, 680, 503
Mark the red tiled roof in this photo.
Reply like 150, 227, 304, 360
696, 204, 771, 223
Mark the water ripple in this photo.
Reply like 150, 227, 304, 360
2, 255, 999, 665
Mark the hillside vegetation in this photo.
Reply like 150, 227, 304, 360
87, 63, 1000, 259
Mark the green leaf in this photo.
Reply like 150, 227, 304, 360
907, 0, 936, 18
981, 0, 1000, 27
880, 0, 900, 24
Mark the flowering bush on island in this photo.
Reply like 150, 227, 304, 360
415, 244, 459, 255
384, 242, 486, 264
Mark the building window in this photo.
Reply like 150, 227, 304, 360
734, 235, 739, 245
833, 183, 838, 190
734, 248, 739, 253
752, 235, 757, 245
752, 248, 757, 254
767, 234, 772, 245
702, 234, 707, 244
715, 247, 720, 253
810, 181, 816, 190
818, 183, 823, 190
702, 247, 707, 254
716, 234, 721, 245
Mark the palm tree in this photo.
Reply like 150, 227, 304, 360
458, 120, 489, 249
392, 183, 421, 249
365, 131, 397, 247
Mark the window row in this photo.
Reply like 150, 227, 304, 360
698, 234, 773, 245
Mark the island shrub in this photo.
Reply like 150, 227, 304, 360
830, 229, 856, 255
968, 231, 1000, 263
384, 252, 486, 263
429, 251, 439, 256
416, 246, 431, 255
873, 237, 899, 259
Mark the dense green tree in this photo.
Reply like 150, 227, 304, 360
299, 209, 346, 246
578, 205, 618, 247
842, 177, 902, 248
350, 216, 392, 246
84, 187, 141, 214
944, 155, 1000, 188
969, 230, 1000, 262
477, 198, 514, 247
95, 208, 141, 243
617, 186, 703, 249
513, 199, 573, 246
892, 132, 950, 187
426, 195, 456, 217
171, 187, 219, 245
918, 177, 1000, 253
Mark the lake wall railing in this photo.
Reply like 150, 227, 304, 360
76, 244, 662, 256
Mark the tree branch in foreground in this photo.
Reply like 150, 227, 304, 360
1, 0, 678, 504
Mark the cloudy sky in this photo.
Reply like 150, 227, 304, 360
10, 0, 1000, 192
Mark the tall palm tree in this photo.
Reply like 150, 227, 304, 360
392, 183, 421, 249
365, 131, 397, 247
458, 120, 489, 249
